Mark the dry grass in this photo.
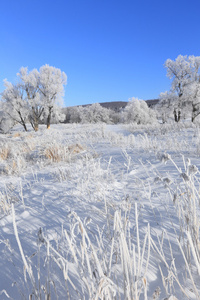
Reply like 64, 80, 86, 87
0, 135, 85, 174
0, 192, 10, 214
44, 143, 85, 163
68, 143, 84, 154
21, 141, 36, 153
0, 145, 10, 161
0, 157, 25, 175
12, 132, 21, 138
44, 146, 63, 162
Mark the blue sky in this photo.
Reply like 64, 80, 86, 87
1, 0, 200, 107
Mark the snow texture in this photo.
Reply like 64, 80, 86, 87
0, 123, 200, 299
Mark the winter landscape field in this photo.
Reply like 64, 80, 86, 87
1, 0, 200, 297
0, 121, 200, 299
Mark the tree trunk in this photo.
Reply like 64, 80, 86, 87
191, 103, 200, 122
18, 111, 28, 131
47, 106, 53, 129
30, 106, 44, 131
173, 109, 181, 122
29, 114, 39, 132
22, 122, 28, 132
178, 110, 181, 122
33, 112, 39, 131
34, 122, 39, 131
191, 111, 200, 123
173, 109, 178, 122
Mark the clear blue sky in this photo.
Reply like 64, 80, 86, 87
1, 0, 200, 107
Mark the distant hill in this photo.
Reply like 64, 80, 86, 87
98, 101, 128, 111
145, 99, 159, 107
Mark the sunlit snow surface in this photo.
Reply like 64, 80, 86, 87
0, 123, 200, 299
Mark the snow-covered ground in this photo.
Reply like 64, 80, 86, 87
0, 123, 200, 299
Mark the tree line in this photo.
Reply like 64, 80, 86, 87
63, 99, 157, 125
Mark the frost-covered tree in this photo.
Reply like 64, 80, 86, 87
186, 56, 200, 122
109, 110, 121, 124
0, 114, 15, 134
163, 55, 200, 122
122, 97, 157, 124
0, 103, 15, 133
38, 65, 67, 129
1, 80, 29, 131
1, 65, 67, 132
67, 103, 112, 124
156, 91, 176, 123
68, 106, 85, 123
80, 103, 111, 123
164, 55, 191, 122
188, 81, 200, 122
42, 105, 66, 125
18, 67, 43, 131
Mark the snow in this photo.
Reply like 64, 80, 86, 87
0, 123, 200, 299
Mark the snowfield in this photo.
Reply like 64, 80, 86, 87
0, 123, 200, 299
